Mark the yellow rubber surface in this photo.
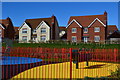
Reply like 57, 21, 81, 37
12, 62, 119, 79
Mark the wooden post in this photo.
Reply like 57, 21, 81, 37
70, 48, 72, 80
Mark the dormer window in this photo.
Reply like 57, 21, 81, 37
72, 28, 77, 33
84, 28, 88, 33
22, 28, 27, 33
94, 27, 100, 32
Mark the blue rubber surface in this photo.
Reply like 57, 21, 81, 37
0, 56, 42, 65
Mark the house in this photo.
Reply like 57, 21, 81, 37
107, 25, 118, 37
67, 11, 118, 43
14, 27, 19, 40
59, 26, 67, 40
0, 17, 15, 40
107, 31, 120, 43
18, 15, 59, 43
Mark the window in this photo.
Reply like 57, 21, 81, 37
41, 28, 46, 34
94, 27, 100, 32
33, 29, 36, 33
32, 36, 37, 41
22, 28, 27, 33
41, 36, 46, 41
83, 37, 89, 42
72, 36, 77, 42
72, 28, 77, 33
22, 36, 27, 41
84, 28, 88, 33
94, 36, 100, 42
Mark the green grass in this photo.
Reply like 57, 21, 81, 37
2, 42, 120, 49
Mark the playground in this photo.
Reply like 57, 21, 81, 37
12, 61, 119, 79
1, 47, 120, 79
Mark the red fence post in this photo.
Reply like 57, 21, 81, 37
114, 48, 118, 62
70, 48, 72, 80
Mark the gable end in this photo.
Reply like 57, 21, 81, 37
66, 19, 82, 28
88, 18, 106, 27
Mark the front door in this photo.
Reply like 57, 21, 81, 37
84, 37, 88, 43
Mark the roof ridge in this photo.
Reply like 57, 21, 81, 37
26, 17, 52, 20
70, 14, 104, 17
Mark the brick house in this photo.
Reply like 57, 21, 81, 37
18, 15, 59, 43
107, 25, 118, 37
67, 12, 118, 43
0, 17, 15, 40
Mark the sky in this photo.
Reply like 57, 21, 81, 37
2, 2, 119, 29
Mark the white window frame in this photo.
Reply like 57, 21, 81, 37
41, 28, 46, 34
94, 27, 100, 32
72, 28, 77, 33
84, 28, 88, 33
41, 36, 46, 41
22, 36, 27, 41
22, 28, 27, 33
94, 36, 100, 42
72, 36, 77, 42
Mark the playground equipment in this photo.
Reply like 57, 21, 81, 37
72, 49, 92, 69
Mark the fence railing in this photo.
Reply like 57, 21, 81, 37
1, 47, 120, 79
1, 47, 120, 62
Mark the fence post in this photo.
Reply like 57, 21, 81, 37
114, 48, 118, 62
62, 48, 64, 59
70, 48, 72, 80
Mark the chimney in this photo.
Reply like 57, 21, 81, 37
104, 11, 107, 25
104, 11, 108, 40
51, 14, 55, 25
104, 11, 107, 16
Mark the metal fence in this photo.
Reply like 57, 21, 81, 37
1, 47, 120, 79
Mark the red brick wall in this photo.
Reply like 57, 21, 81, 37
67, 21, 82, 41
89, 20, 106, 42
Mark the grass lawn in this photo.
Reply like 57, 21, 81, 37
2, 43, 120, 49
12, 61, 119, 79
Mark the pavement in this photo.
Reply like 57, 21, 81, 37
12, 61, 119, 79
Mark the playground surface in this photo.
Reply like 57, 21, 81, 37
12, 61, 119, 79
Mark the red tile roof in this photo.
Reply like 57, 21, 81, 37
108, 31, 120, 38
14, 27, 19, 30
59, 26, 66, 31
25, 16, 56, 29
107, 25, 118, 31
68, 14, 107, 27
0, 18, 10, 28
14, 27, 19, 35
